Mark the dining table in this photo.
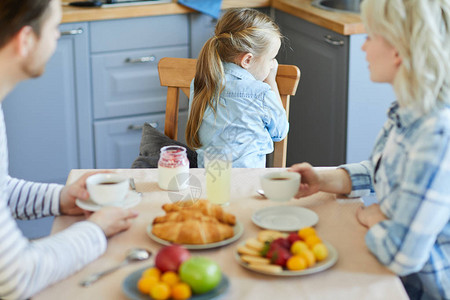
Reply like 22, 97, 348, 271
33, 168, 408, 300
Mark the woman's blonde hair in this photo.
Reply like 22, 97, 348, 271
185, 8, 281, 149
361, 0, 450, 113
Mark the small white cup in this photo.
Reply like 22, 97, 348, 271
260, 171, 301, 202
86, 173, 129, 206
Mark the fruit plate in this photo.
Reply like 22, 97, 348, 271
146, 220, 244, 250
234, 241, 338, 276
251, 206, 319, 231
122, 266, 230, 300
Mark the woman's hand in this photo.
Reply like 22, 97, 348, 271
59, 171, 110, 216
289, 164, 353, 198
289, 162, 321, 198
356, 204, 387, 228
88, 207, 139, 238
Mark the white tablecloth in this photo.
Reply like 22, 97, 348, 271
34, 168, 408, 300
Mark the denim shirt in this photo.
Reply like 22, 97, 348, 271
189, 62, 289, 168
341, 102, 450, 300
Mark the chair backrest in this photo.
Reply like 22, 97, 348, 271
158, 57, 300, 168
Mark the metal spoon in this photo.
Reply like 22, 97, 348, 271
256, 189, 267, 198
79, 248, 151, 287
129, 178, 142, 197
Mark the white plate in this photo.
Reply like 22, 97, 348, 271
252, 206, 319, 231
75, 191, 142, 212
235, 241, 338, 276
147, 220, 244, 250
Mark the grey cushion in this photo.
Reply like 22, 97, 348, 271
131, 122, 197, 168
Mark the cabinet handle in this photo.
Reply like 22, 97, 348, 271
125, 55, 156, 64
127, 122, 158, 131
60, 28, 84, 36
323, 35, 344, 46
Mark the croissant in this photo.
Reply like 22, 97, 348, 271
152, 219, 234, 244
162, 199, 236, 225
153, 210, 217, 224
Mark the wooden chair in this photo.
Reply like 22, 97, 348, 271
157, 57, 300, 168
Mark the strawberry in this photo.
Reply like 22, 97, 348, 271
267, 247, 291, 267
271, 237, 290, 250
287, 232, 301, 245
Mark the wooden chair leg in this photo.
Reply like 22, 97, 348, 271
273, 139, 287, 168
164, 87, 180, 140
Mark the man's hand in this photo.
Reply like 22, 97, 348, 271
356, 204, 387, 228
59, 171, 110, 215
88, 207, 139, 237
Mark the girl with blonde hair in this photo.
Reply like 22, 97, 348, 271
185, 8, 288, 167
290, 0, 450, 299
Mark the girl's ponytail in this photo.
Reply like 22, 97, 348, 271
185, 36, 225, 149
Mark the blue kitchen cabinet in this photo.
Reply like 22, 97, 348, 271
3, 22, 92, 184
3, 14, 192, 181
90, 15, 190, 168
94, 111, 188, 168
276, 11, 348, 166
275, 10, 394, 166
3, 23, 92, 239
190, 13, 217, 58
91, 46, 189, 119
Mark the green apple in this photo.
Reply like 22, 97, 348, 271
179, 257, 222, 294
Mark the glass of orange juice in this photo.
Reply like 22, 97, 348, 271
204, 147, 232, 206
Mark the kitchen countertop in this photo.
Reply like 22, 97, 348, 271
62, 0, 364, 35
273, 0, 364, 35
61, 0, 270, 23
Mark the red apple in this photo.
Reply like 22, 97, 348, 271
155, 244, 191, 272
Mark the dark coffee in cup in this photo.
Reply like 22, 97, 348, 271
270, 177, 289, 181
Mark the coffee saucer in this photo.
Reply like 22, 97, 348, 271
76, 191, 142, 212
252, 205, 319, 231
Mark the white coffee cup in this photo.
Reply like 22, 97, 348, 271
260, 171, 301, 202
86, 173, 129, 206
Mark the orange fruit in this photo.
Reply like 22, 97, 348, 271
161, 271, 180, 287
312, 243, 329, 261
305, 235, 322, 249
137, 276, 159, 294
290, 241, 309, 255
150, 282, 171, 300
286, 255, 308, 271
171, 282, 192, 300
299, 249, 316, 267
298, 227, 317, 240
142, 267, 161, 279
